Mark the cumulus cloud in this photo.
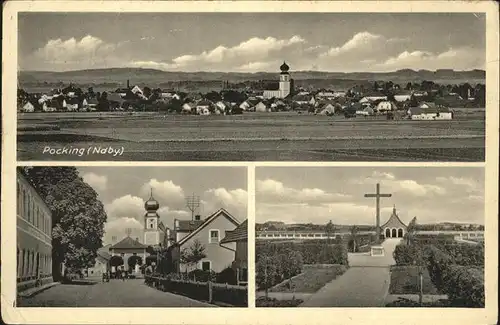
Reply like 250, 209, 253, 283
33, 35, 117, 66
26, 30, 484, 72
257, 179, 351, 205
376, 47, 485, 71
81, 172, 108, 191
139, 179, 185, 208
105, 195, 145, 221
103, 217, 143, 244
435, 176, 483, 194
130, 35, 306, 71
352, 171, 447, 197
202, 188, 248, 220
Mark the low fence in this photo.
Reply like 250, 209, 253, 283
145, 275, 247, 307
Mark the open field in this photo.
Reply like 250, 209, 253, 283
17, 111, 485, 161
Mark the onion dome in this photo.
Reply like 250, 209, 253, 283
280, 61, 290, 73
144, 189, 159, 211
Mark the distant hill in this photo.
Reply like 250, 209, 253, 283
19, 68, 486, 88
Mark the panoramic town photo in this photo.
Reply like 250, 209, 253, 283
17, 13, 485, 161
255, 167, 485, 307
16, 166, 248, 307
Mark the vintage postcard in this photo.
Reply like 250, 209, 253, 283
1, 1, 499, 325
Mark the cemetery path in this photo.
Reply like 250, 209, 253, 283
300, 239, 401, 307
17, 278, 214, 307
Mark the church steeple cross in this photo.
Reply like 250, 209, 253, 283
364, 183, 392, 243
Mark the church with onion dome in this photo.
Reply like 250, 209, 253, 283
263, 61, 294, 99
107, 190, 172, 272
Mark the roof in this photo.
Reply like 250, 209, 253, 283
107, 93, 124, 103
178, 208, 240, 246
197, 100, 212, 106
419, 101, 437, 109
293, 95, 311, 102
110, 236, 147, 250
381, 206, 407, 229
176, 219, 205, 232
87, 97, 99, 105
220, 220, 248, 243
97, 245, 112, 261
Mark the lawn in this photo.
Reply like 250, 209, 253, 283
256, 297, 303, 307
270, 265, 347, 293
389, 265, 439, 295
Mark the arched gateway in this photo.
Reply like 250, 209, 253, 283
381, 205, 407, 238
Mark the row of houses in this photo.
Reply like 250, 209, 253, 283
19, 79, 464, 120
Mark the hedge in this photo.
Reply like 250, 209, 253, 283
443, 265, 484, 307
212, 282, 248, 306
145, 275, 247, 307
424, 245, 484, 307
256, 242, 348, 265
393, 244, 422, 266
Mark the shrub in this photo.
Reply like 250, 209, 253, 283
216, 267, 237, 285
424, 245, 485, 307
443, 265, 484, 307
212, 283, 247, 306
255, 297, 303, 307
393, 244, 423, 266
256, 242, 348, 266
145, 255, 158, 266
188, 269, 216, 282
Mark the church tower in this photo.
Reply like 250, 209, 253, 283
279, 61, 291, 98
144, 189, 160, 246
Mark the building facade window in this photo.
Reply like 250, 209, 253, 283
201, 261, 211, 271
209, 230, 220, 244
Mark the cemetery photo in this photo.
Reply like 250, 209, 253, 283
16, 166, 248, 307
255, 166, 485, 307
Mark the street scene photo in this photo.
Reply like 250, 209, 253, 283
16, 166, 248, 307
17, 13, 485, 161
255, 167, 485, 307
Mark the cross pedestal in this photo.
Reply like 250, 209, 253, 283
370, 245, 385, 257
364, 183, 392, 245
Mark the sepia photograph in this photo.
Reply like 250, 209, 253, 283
255, 167, 485, 307
17, 12, 486, 161
16, 166, 248, 307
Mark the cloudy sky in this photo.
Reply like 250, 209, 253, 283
256, 167, 484, 226
78, 167, 247, 245
19, 13, 485, 72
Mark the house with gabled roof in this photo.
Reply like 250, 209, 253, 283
109, 236, 148, 273
220, 219, 248, 285
171, 208, 241, 273
87, 245, 111, 277
382, 205, 407, 238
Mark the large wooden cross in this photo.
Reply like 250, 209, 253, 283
364, 183, 392, 243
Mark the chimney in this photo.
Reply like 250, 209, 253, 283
194, 215, 201, 221
135, 237, 139, 242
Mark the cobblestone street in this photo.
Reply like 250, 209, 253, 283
17, 278, 214, 307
